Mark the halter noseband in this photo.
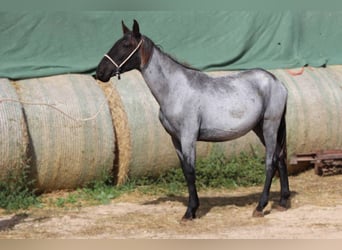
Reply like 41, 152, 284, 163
104, 39, 143, 80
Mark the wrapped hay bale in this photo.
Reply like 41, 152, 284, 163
15, 74, 115, 191
0, 78, 28, 182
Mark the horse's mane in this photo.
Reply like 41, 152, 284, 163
144, 35, 201, 72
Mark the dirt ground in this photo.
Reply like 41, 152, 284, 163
0, 169, 341, 239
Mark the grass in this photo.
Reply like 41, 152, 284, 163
0, 165, 40, 212
131, 151, 265, 195
49, 170, 136, 209
0, 152, 265, 211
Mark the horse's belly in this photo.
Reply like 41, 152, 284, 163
198, 126, 251, 142
198, 104, 262, 142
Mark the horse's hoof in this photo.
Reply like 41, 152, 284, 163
274, 204, 287, 212
181, 212, 196, 222
180, 215, 195, 224
252, 209, 264, 218
181, 217, 193, 222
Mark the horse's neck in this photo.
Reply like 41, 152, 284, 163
141, 47, 190, 106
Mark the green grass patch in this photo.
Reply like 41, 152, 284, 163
76, 177, 135, 206
0, 165, 40, 212
49, 170, 136, 208
196, 151, 265, 188
130, 151, 265, 194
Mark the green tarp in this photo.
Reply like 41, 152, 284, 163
1, 11, 342, 79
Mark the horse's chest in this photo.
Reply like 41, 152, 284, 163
158, 109, 183, 136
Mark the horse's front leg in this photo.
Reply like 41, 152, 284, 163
171, 136, 199, 220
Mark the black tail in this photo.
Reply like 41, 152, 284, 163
277, 104, 287, 162
276, 103, 291, 204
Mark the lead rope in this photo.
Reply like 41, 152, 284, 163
0, 80, 115, 122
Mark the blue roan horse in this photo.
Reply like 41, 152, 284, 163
96, 20, 290, 220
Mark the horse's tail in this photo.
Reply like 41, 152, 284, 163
277, 103, 287, 162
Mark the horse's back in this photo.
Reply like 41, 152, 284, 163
219, 69, 287, 111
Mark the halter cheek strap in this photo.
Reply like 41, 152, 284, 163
104, 39, 143, 80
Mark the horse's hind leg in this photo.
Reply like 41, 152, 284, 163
253, 118, 290, 211
277, 154, 290, 210
253, 119, 279, 217
275, 111, 290, 210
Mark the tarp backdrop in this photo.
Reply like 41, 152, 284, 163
1, 11, 342, 79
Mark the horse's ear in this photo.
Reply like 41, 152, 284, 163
132, 19, 141, 38
122, 20, 130, 34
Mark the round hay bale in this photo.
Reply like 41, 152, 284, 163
15, 74, 115, 191
0, 78, 28, 182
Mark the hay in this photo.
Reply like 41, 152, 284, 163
0, 79, 28, 181
15, 74, 115, 191
97, 81, 132, 185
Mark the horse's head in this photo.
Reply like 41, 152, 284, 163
96, 20, 143, 82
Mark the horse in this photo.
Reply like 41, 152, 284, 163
96, 20, 290, 220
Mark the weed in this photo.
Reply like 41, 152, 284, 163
52, 169, 136, 208
195, 151, 265, 189
0, 165, 40, 212
55, 193, 79, 208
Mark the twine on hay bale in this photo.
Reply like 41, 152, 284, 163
14, 74, 116, 191
0, 78, 29, 182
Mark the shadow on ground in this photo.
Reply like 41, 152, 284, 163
143, 190, 298, 218
0, 214, 29, 231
